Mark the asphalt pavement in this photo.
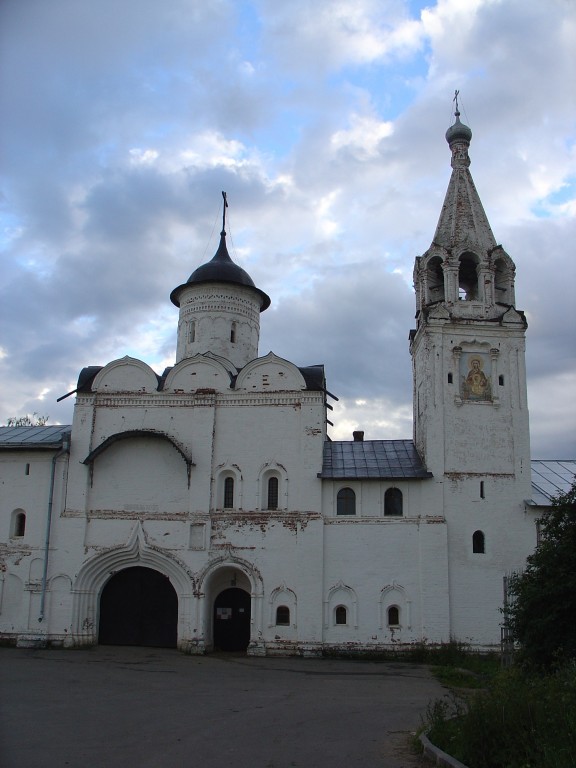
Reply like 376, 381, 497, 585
0, 646, 442, 767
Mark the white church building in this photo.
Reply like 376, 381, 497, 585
1, 110, 572, 654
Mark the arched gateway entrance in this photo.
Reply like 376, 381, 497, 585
99, 566, 178, 648
213, 587, 251, 651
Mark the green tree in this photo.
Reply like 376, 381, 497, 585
5, 412, 49, 426
507, 482, 576, 669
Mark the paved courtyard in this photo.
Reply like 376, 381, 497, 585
0, 646, 443, 767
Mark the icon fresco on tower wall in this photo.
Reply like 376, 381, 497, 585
461, 353, 492, 401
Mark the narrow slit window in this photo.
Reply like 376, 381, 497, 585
224, 477, 234, 509
480, 481, 485, 499
267, 477, 279, 510
448, 373, 453, 384
499, 374, 504, 386
230, 322, 236, 343
189, 321, 195, 343
25, 463, 30, 476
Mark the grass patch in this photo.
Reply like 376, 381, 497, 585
432, 666, 487, 689
430, 650, 500, 690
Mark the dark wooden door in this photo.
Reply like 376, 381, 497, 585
99, 566, 177, 648
213, 587, 251, 651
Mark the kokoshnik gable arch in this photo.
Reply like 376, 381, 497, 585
0, 107, 560, 656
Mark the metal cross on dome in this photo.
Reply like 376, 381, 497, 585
222, 190, 228, 233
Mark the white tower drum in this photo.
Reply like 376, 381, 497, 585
170, 197, 270, 369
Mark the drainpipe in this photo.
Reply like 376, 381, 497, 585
38, 431, 70, 624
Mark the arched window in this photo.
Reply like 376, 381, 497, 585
495, 258, 513, 305
11, 509, 26, 538
458, 252, 479, 300
267, 476, 279, 510
188, 320, 195, 343
473, 530, 485, 554
384, 488, 403, 516
387, 606, 400, 626
275, 606, 290, 626
230, 322, 237, 343
337, 487, 356, 516
426, 256, 445, 303
224, 477, 234, 509
335, 605, 347, 625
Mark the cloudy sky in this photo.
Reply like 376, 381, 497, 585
1, 0, 575, 458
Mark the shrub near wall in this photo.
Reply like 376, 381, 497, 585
507, 483, 576, 671
425, 666, 576, 768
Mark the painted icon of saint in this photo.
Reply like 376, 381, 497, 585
462, 356, 491, 400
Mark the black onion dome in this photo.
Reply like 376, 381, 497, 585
170, 231, 271, 310
445, 112, 472, 145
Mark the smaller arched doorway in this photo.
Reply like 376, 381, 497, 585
99, 566, 178, 648
213, 587, 251, 651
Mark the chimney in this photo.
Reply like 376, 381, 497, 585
353, 431, 364, 442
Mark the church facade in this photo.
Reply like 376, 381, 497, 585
0, 112, 542, 654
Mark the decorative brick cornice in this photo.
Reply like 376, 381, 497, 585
77, 392, 323, 408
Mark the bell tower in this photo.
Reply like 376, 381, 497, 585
410, 98, 531, 481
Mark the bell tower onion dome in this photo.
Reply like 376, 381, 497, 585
445, 111, 473, 147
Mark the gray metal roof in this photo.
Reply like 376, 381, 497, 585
529, 460, 576, 506
0, 425, 71, 449
170, 231, 270, 311
319, 440, 432, 480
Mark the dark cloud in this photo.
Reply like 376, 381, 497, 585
261, 260, 413, 402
